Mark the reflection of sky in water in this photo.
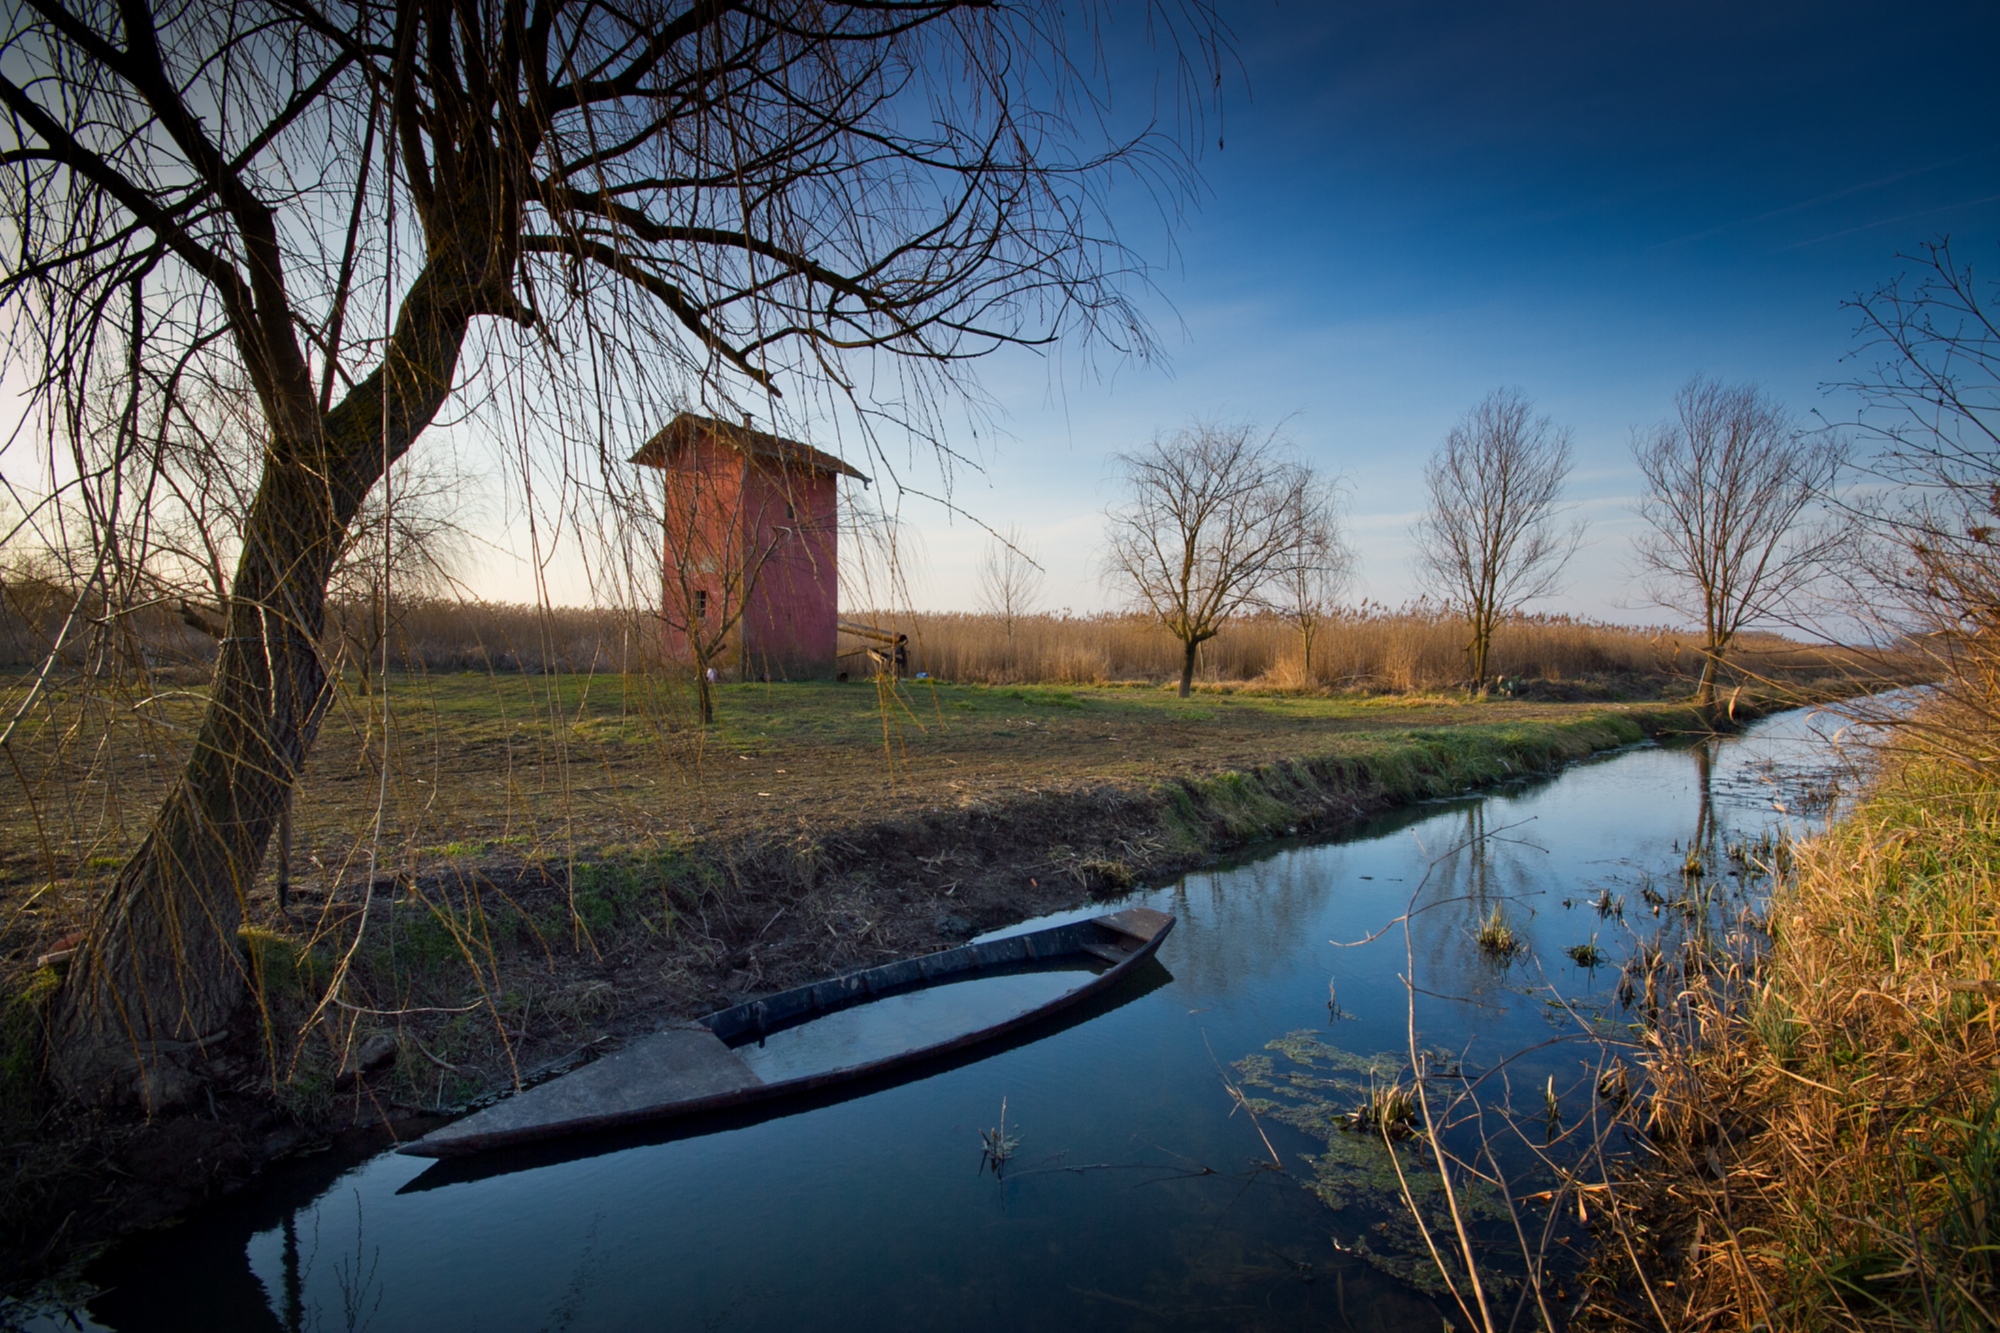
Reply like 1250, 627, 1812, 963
732, 969, 1097, 1083
46, 705, 1865, 1333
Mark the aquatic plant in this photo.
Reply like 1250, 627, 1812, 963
978, 1097, 1019, 1174
1565, 939, 1604, 968
1475, 905, 1522, 958
1341, 1079, 1419, 1139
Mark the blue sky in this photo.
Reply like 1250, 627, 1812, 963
822, 0, 2000, 621
4, 3, 1992, 622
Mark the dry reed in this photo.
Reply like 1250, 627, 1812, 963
874, 606, 1866, 695
0, 561, 1883, 696
1608, 716, 2000, 1330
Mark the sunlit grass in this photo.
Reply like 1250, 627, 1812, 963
1632, 740, 2000, 1329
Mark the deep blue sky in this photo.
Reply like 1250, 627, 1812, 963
851, 0, 2000, 620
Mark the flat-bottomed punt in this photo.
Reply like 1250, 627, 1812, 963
403, 907, 1174, 1158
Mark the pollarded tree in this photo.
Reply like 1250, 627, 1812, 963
1105, 420, 1319, 698
1632, 377, 1846, 706
1412, 389, 1580, 693
0, 0, 1226, 1106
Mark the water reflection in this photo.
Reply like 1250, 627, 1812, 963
41, 707, 1860, 1333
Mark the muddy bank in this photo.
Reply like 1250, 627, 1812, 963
0, 697, 1760, 1296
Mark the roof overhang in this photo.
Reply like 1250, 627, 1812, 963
629, 412, 870, 484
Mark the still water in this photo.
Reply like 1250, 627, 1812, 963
45, 706, 1864, 1332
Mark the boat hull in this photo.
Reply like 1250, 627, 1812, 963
401, 907, 1174, 1158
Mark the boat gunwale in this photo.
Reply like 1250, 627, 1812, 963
703, 916, 1141, 1045
403, 909, 1173, 1158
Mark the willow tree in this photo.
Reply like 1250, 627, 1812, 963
0, 0, 1221, 1106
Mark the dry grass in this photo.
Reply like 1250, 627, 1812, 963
1, 576, 1887, 699
0, 582, 638, 674
1608, 715, 2000, 1330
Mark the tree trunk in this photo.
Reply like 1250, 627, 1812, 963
1469, 624, 1491, 695
1178, 639, 1198, 698
1695, 649, 1720, 707
52, 247, 483, 1106
51, 454, 346, 1107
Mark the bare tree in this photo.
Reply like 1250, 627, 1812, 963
1632, 378, 1846, 706
976, 526, 1046, 644
1838, 239, 2000, 765
1412, 389, 1580, 693
1268, 479, 1355, 685
324, 459, 473, 701
0, 0, 1225, 1105
1105, 420, 1318, 698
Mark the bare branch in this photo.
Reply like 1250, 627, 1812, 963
1412, 389, 1580, 692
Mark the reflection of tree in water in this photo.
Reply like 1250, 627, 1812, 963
280, 1211, 306, 1333
330, 1192, 381, 1333
1164, 853, 1348, 997
1691, 739, 1717, 855
1233, 1032, 1528, 1298
1413, 802, 1547, 990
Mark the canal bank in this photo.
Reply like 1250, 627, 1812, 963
8, 698, 1855, 1328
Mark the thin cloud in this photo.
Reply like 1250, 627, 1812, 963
1773, 192, 2000, 252
1651, 149, 1997, 250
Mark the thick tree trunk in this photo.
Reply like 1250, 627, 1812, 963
1178, 639, 1198, 698
53, 253, 482, 1107
51, 455, 345, 1108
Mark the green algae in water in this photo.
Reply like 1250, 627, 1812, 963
1234, 1030, 1515, 1296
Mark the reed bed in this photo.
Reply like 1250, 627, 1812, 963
0, 582, 643, 675
1610, 718, 2000, 1330
2, 573, 1876, 696
874, 607, 1863, 695
334, 599, 643, 675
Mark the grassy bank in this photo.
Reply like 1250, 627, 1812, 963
1604, 732, 2000, 1330
0, 673, 1770, 1286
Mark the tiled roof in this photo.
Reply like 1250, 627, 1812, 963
629, 412, 870, 482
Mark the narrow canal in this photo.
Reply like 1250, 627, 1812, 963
41, 705, 1864, 1332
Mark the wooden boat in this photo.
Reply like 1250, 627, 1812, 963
402, 906, 1175, 1158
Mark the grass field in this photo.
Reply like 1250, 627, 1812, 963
1, 671, 1696, 899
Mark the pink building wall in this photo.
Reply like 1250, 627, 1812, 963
736, 465, 839, 677
644, 418, 848, 679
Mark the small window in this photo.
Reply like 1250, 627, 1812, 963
694, 589, 708, 618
